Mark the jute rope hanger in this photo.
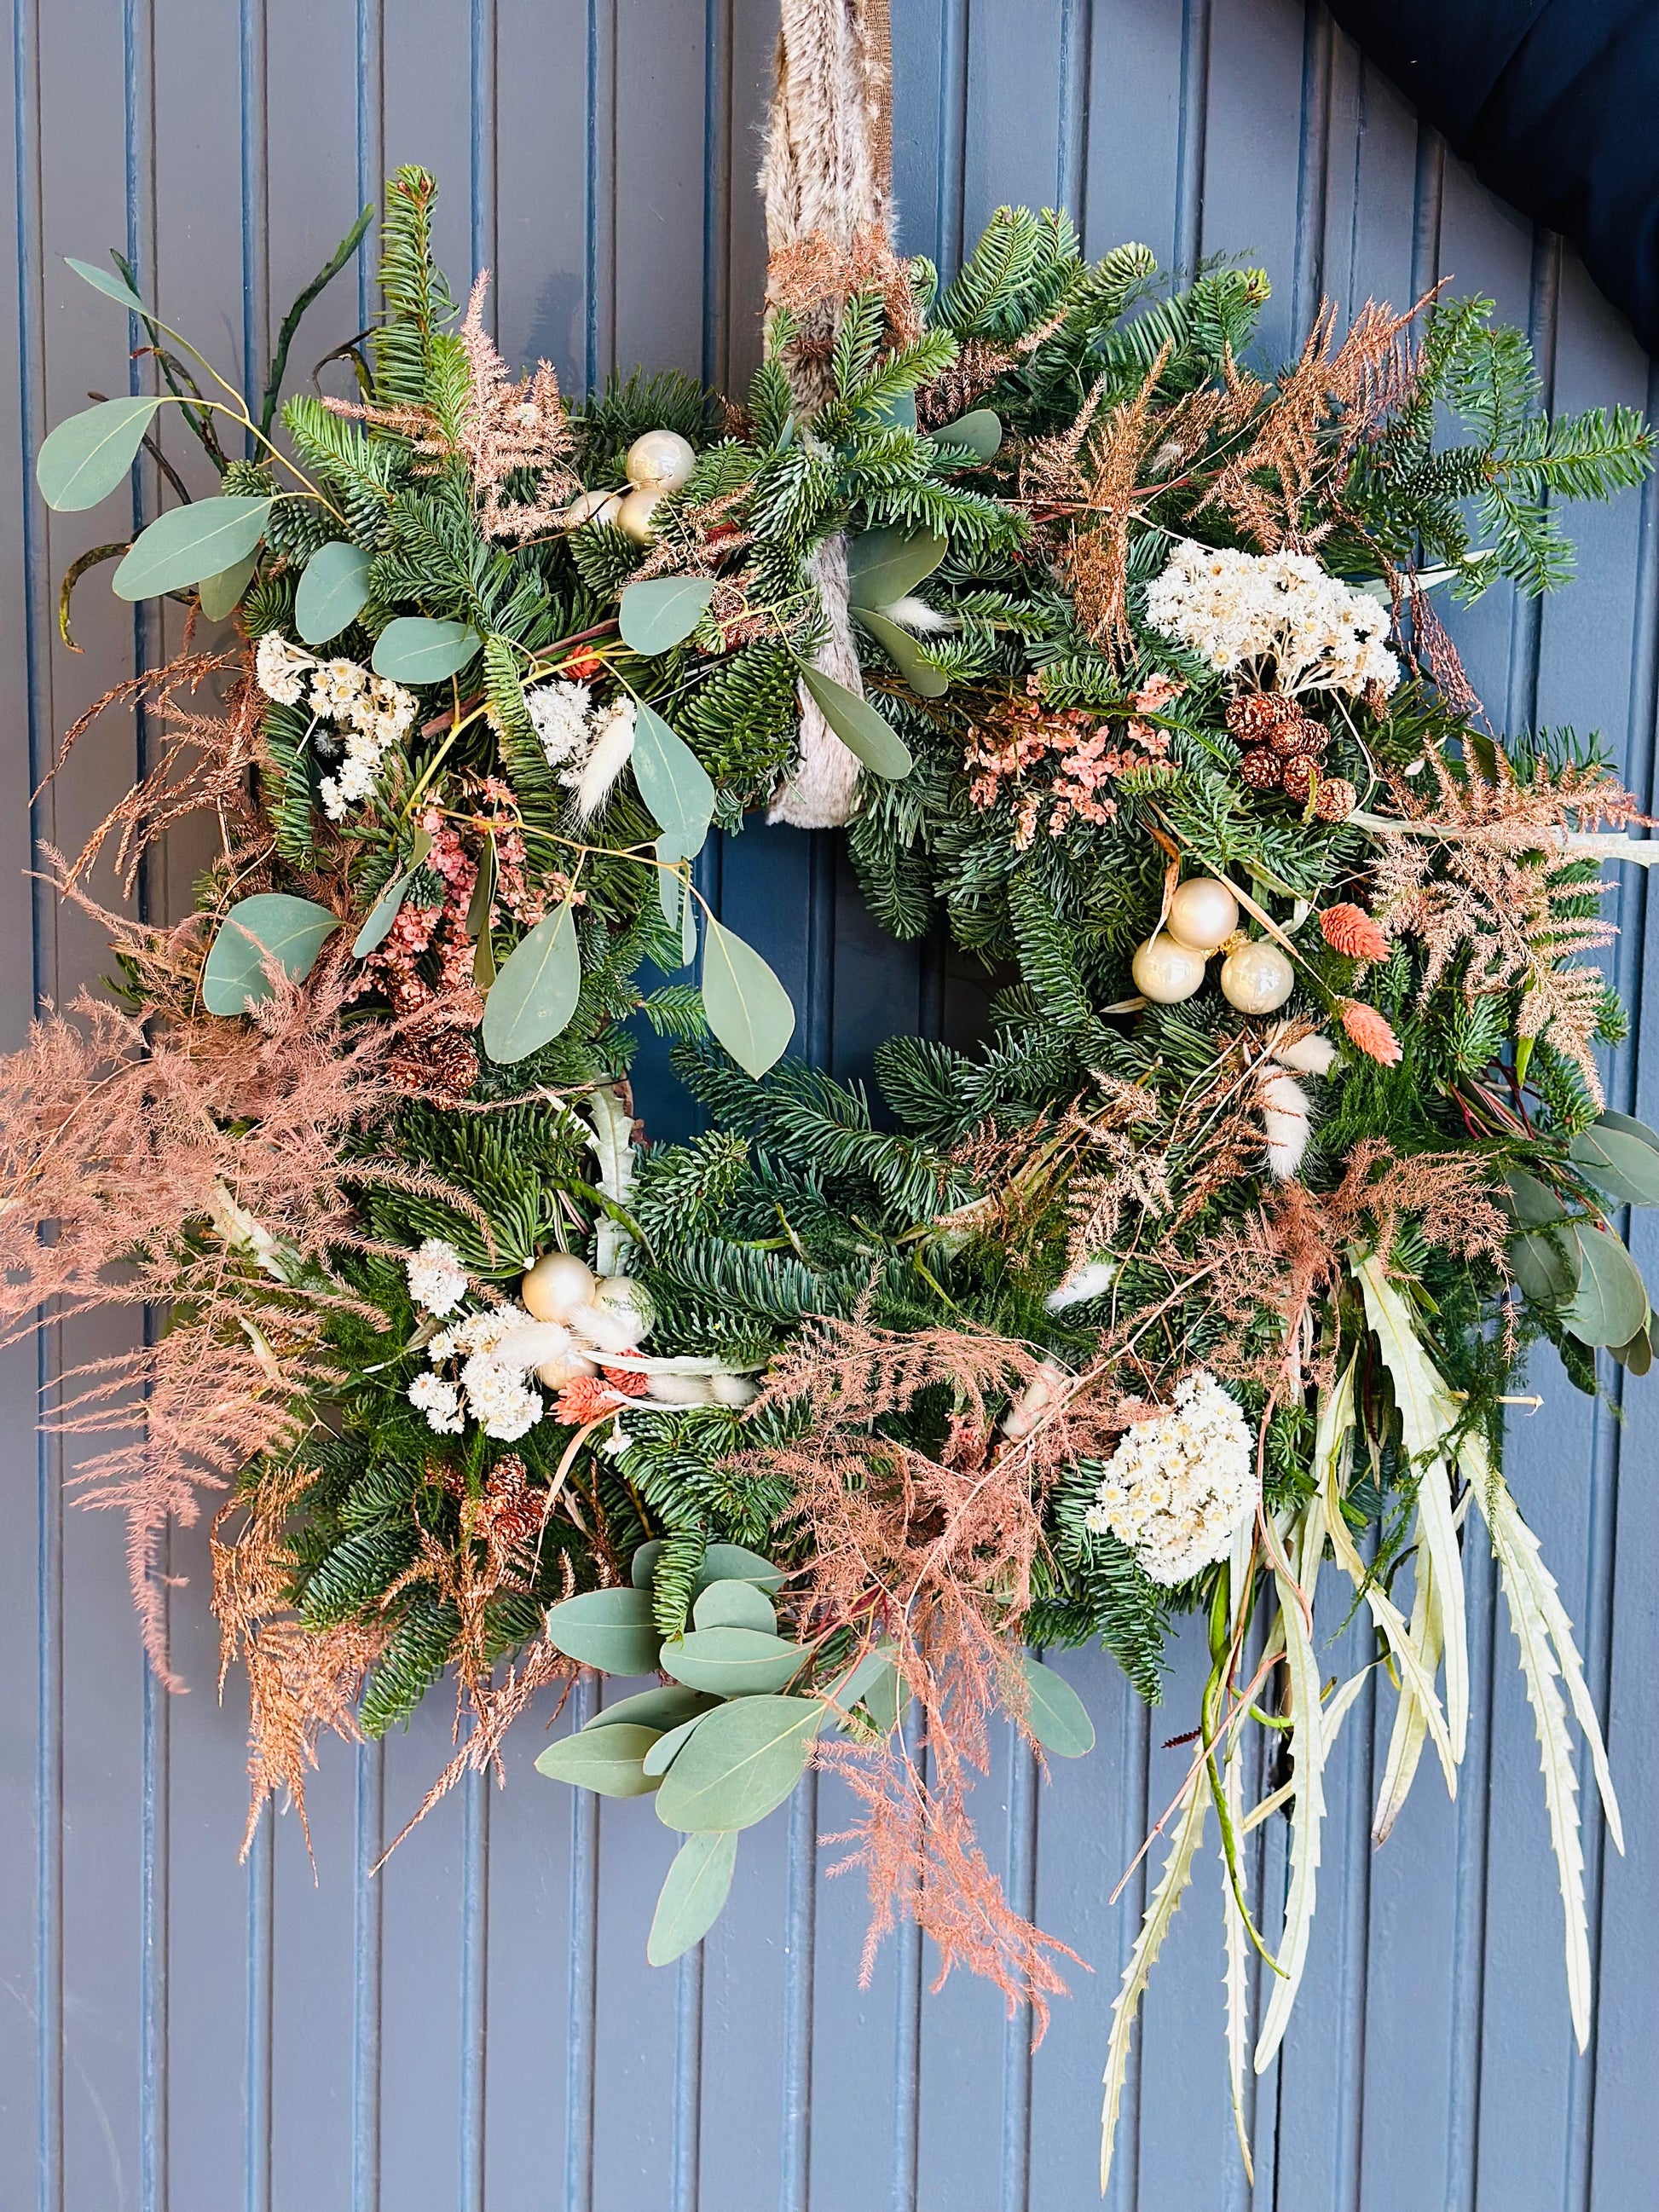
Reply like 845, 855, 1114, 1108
761, 0, 896, 829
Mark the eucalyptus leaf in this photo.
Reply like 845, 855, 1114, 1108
642, 1713, 709, 1778
36, 396, 161, 511
1562, 1222, 1650, 1348
681, 887, 698, 967
647, 1830, 739, 1966
700, 914, 795, 1077
533, 1723, 662, 1798
654, 1695, 825, 1834
619, 575, 716, 656
585, 1685, 715, 1734
1569, 1122, 1659, 1206
854, 607, 950, 699
543, 1585, 662, 1675
198, 553, 257, 621
1511, 1226, 1581, 1306
631, 1538, 667, 1588
859, 387, 917, 433
929, 407, 1002, 460
864, 1662, 905, 1738
1506, 1166, 1569, 1227
824, 1644, 897, 1722
352, 871, 412, 958
113, 494, 272, 600
633, 703, 714, 862
695, 1545, 785, 1595
1612, 1325, 1654, 1377
201, 892, 338, 1015
294, 540, 373, 644
1020, 1652, 1095, 1757
482, 897, 581, 1064
799, 666, 913, 779
371, 615, 479, 684
656, 849, 683, 931
66, 257, 149, 315
845, 525, 948, 609
691, 1579, 777, 1635
1585, 1109, 1659, 1152
661, 1627, 808, 1697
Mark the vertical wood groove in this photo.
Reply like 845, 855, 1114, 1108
350, 1742, 384, 2212
564, 1675, 599, 2212
459, 1769, 490, 2212
1174, 0, 1211, 275
1055, 0, 1091, 223
934, 0, 968, 274
997, 1726, 1038, 2212
243, 1820, 274, 2212
701, 0, 733, 390
1291, 3, 1332, 340
469, 0, 497, 301
672, 1943, 704, 2212
355, 0, 384, 324
583, 0, 616, 391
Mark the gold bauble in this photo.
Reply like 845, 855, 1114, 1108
560, 488, 622, 530
535, 1349, 598, 1390
1219, 939, 1295, 1014
520, 1250, 598, 1323
1166, 876, 1240, 954
1131, 933, 1208, 1005
616, 487, 662, 544
624, 429, 697, 494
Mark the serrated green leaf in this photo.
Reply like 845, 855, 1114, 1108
694, 1545, 784, 1595
584, 1685, 715, 1734
201, 892, 338, 1014
1562, 1222, 1650, 1347
845, 525, 948, 609
661, 1626, 808, 1697
691, 1579, 777, 1634
700, 914, 795, 1077
66, 256, 148, 315
533, 1722, 662, 1797
294, 540, 373, 644
633, 702, 714, 862
930, 407, 1002, 459
619, 575, 715, 656
654, 1694, 824, 1833
1020, 1652, 1095, 1757
647, 1830, 739, 1965
371, 615, 479, 684
198, 553, 257, 621
799, 665, 912, 779
854, 607, 950, 699
114, 495, 272, 600
543, 1585, 662, 1674
482, 897, 581, 1064
36, 396, 161, 511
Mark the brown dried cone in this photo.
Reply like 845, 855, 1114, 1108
1269, 713, 1330, 758
389, 1026, 481, 1098
1238, 747, 1284, 791
1280, 754, 1314, 801
1314, 775, 1357, 823
1225, 690, 1299, 747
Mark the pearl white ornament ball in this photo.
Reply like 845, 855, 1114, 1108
1219, 939, 1295, 1014
520, 1250, 598, 1323
616, 486, 662, 544
590, 1275, 654, 1343
1166, 876, 1240, 954
535, 1348, 598, 1390
624, 429, 697, 494
561, 488, 622, 530
1131, 933, 1208, 1004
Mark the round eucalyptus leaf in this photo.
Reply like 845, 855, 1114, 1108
585, 1686, 716, 1735
642, 1713, 709, 1778
482, 898, 581, 1065
694, 1544, 785, 1596
845, 525, 948, 610
647, 1830, 739, 1966
855, 608, 950, 699
198, 553, 257, 621
1570, 1123, 1659, 1206
295, 540, 373, 644
114, 495, 272, 600
619, 575, 716, 656
631, 1538, 667, 1588
929, 407, 1003, 460
661, 1626, 809, 1698
654, 1695, 825, 1833
1612, 1325, 1654, 1376
1505, 1167, 1569, 1228
691, 1578, 777, 1635
799, 665, 913, 780
1020, 1652, 1095, 1757
36, 396, 160, 511
533, 1722, 662, 1797
543, 1585, 662, 1675
1562, 1222, 1650, 1348
1510, 1226, 1581, 1306
370, 615, 479, 684
201, 892, 338, 1015
700, 914, 795, 1078
633, 702, 714, 862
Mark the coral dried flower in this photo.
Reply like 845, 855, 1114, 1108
554, 1368, 648, 1425
1340, 998, 1403, 1065
1320, 901, 1390, 962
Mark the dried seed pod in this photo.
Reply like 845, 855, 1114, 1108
1314, 775, 1357, 822
1280, 754, 1314, 801
1270, 713, 1329, 758
1238, 747, 1284, 791
1225, 690, 1298, 747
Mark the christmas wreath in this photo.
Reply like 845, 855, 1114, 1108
16, 150, 1659, 2183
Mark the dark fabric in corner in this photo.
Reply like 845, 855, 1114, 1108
1328, 1, 1659, 352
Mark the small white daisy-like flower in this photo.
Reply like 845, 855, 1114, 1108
460, 1353, 544, 1441
405, 1238, 468, 1317
526, 679, 594, 768
309, 657, 367, 719
1144, 540, 1399, 699
408, 1372, 465, 1435
1084, 1368, 1255, 1585
254, 631, 312, 707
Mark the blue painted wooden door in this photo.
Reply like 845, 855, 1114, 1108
3, 3, 1655, 2207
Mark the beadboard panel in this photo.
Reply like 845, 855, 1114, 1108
1, 4, 1654, 2209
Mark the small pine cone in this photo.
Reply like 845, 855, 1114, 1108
1238, 747, 1284, 791
1269, 713, 1329, 759
1319, 901, 1390, 962
390, 1028, 481, 1098
1226, 690, 1298, 747
1314, 776, 1357, 823
1280, 755, 1314, 801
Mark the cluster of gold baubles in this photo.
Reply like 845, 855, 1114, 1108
556, 428, 698, 546
1130, 876, 1295, 1014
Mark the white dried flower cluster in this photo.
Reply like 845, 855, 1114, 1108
252, 632, 417, 822
526, 678, 593, 767
1084, 1368, 1255, 1585
1144, 540, 1400, 698
409, 1301, 545, 1442
404, 1237, 468, 1317
525, 680, 639, 815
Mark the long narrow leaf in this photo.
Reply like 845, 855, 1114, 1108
1255, 1538, 1327, 2073
1101, 1777, 1209, 2195
1220, 1741, 1254, 2184
1373, 1551, 1443, 1843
